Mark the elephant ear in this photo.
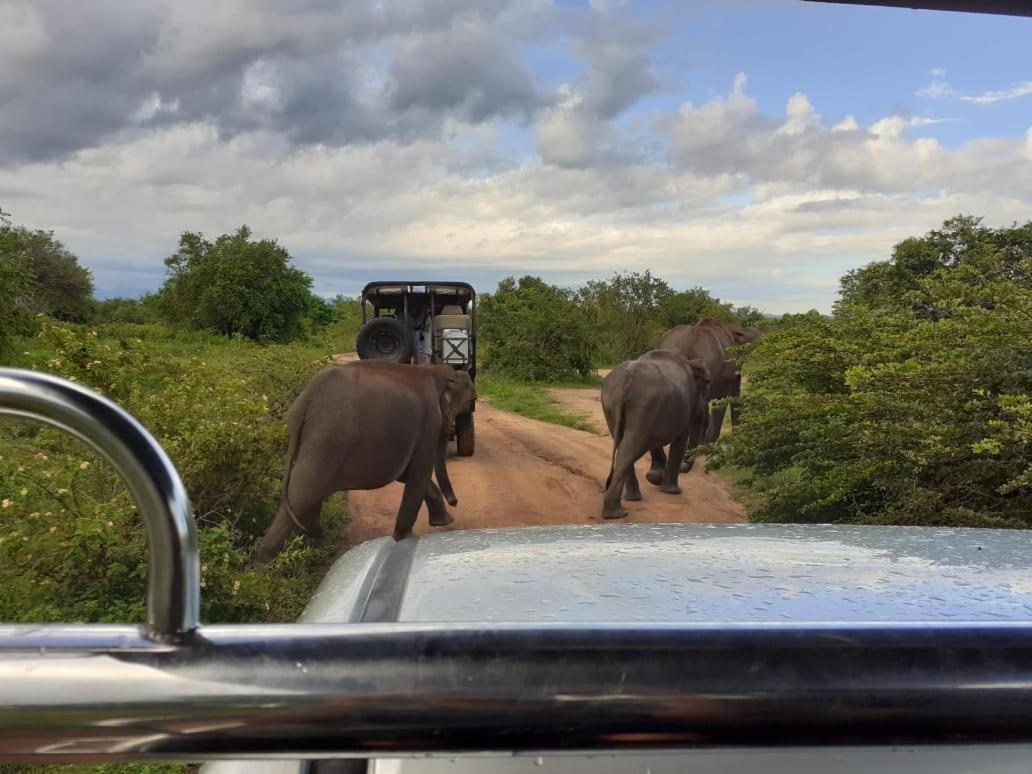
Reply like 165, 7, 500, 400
686, 358, 710, 387
437, 368, 471, 425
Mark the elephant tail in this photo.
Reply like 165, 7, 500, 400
281, 396, 309, 533
604, 365, 634, 490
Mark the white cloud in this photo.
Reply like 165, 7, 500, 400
961, 81, 1032, 105
917, 72, 1032, 105
916, 79, 958, 99
907, 116, 956, 127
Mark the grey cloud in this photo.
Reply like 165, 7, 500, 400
570, 8, 660, 119
388, 21, 546, 123
0, 0, 546, 166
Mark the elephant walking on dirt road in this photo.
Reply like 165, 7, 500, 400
658, 317, 761, 450
256, 360, 476, 563
600, 350, 710, 520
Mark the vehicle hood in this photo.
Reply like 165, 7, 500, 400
302, 522, 1032, 624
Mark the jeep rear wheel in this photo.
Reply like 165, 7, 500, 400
455, 412, 475, 457
356, 317, 413, 363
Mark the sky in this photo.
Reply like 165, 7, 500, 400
1, 0, 1030, 313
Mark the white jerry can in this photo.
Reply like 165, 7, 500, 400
440, 329, 469, 364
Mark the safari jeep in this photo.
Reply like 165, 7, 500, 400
355, 281, 476, 456
4, 367, 1032, 773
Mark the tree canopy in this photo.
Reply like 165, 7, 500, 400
0, 215, 95, 356
479, 276, 597, 381
713, 216, 1032, 529
156, 226, 314, 342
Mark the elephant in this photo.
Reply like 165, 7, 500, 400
600, 349, 710, 520
255, 360, 476, 563
658, 317, 761, 450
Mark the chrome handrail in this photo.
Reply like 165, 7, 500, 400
0, 368, 199, 641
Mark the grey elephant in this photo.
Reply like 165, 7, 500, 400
600, 349, 710, 520
255, 360, 476, 563
657, 317, 761, 450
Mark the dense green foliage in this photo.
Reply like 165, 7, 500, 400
0, 320, 344, 625
479, 276, 598, 381
0, 213, 95, 357
580, 271, 764, 364
712, 217, 1032, 528
156, 226, 314, 342
91, 295, 161, 324
479, 273, 764, 380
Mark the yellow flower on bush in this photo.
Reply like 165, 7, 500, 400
20, 489, 27, 496
1, 499, 11, 508
79, 461, 90, 470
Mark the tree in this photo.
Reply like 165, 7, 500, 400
0, 222, 94, 323
838, 215, 1032, 316
582, 271, 674, 361
156, 226, 313, 343
712, 217, 1032, 529
657, 286, 730, 329
479, 276, 597, 381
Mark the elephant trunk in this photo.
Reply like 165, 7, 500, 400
435, 430, 458, 506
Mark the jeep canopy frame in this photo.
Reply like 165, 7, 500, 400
359, 281, 477, 381
7, 368, 1032, 762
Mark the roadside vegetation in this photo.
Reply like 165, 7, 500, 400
0, 215, 363, 632
710, 216, 1032, 529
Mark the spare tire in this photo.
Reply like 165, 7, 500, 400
356, 317, 413, 363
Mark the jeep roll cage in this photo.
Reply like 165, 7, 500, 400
359, 281, 477, 381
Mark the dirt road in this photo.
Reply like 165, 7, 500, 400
338, 356, 746, 545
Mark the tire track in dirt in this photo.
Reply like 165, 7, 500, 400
339, 356, 746, 546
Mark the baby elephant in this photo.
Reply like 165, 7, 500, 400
255, 361, 476, 563
600, 350, 710, 520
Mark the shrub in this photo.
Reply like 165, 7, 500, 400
711, 217, 1032, 529
0, 319, 340, 625
479, 276, 597, 381
92, 295, 161, 324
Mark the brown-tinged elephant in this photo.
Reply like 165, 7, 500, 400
600, 350, 710, 520
658, 317, 761, 450
255, 361, 476, 563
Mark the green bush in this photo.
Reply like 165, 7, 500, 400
1, 319, 341, 625
92, 295, 161, 324
156, 226, 313, 343
479, 276, 597, 381
711, 217, 1032, 529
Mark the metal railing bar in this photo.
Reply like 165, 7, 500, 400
0, 368, 200, 641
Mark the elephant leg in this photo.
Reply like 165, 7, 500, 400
660, 433, 690, 495
602, 443, 639, 520
705, 404, 727, 444
393, 470, 432, 541
425, 479, 455, 527
730, 400, 742, 427
625, 465, 643, 501
646, 448, 666, 486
